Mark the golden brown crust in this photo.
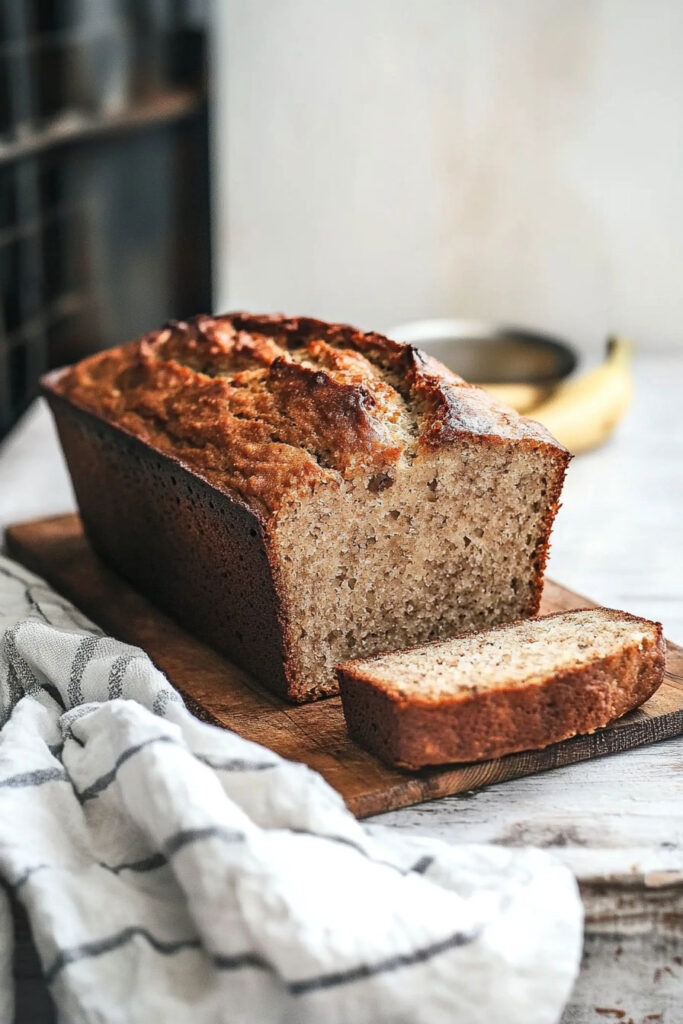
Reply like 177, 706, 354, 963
53, 313, 568, 513
337, 611, 666, 769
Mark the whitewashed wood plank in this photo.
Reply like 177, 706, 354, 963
369, 739, 683, 881
561, 932, 683, 1023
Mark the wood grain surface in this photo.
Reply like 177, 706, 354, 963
7, 513, 683, 819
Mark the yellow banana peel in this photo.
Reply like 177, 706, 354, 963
474, 381, 553, 414
524, 337, 633, 454
479, 337, 633, 454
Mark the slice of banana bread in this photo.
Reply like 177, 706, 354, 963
337, 609, 665, 768
46, 313, 569, 702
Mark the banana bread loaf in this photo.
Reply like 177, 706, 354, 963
45, 313, 570, 702
337, 608, 665, 768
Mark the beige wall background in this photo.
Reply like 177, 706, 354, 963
211, 0, 683, 351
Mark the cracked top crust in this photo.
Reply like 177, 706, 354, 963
52, 312, 567, 513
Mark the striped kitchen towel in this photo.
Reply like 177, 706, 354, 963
0, 553, 582, 1024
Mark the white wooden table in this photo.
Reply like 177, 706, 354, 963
2, 352, 682, 1023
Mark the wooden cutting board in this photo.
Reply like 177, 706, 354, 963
7, 513, 683, 819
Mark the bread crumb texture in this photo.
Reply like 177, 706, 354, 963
339, 609, 661, 701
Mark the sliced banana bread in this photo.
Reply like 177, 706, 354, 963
45, 313, 569, 702
337, 609, 665, 768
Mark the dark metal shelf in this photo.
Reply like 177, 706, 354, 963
0, 2, 211, 440
0, 89, 203, 165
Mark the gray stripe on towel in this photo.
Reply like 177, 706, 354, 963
68, 636, 101, 705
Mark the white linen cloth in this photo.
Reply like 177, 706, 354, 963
0, 553, 582, 1024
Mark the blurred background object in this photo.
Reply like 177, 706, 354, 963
0, 0, 210, 438
388, 319, 633, 453
388, 318, 578, 412
521, 335, 633, 453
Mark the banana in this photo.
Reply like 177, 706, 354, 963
474, 381, 554, 414
524, 337, 633, 454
